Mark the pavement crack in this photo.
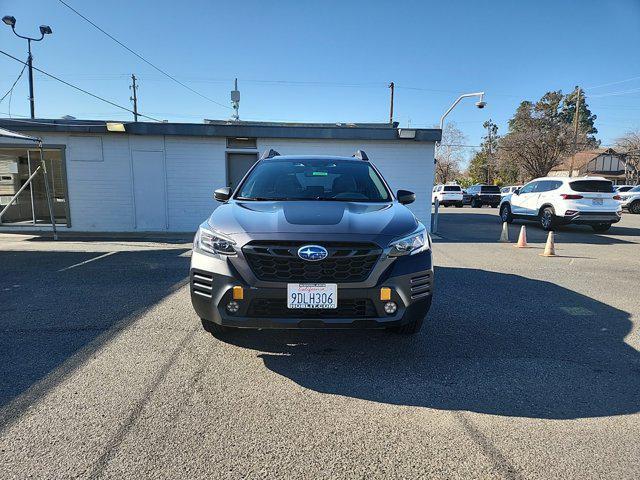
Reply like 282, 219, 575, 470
88, 329, 197, 480
454, 412, 523, 480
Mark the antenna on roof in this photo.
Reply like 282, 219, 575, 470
260, 149, 281, 160
230, 78, 240, 122
353, 149, 369, 161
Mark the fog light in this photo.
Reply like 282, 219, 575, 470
226, 301, 239, 314
384, 301, 397, 315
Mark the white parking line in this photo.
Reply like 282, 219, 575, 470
58, 251, 117, 272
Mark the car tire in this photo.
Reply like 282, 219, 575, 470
592, 223, 612, 232
539, 207, 555, 231
201, 318, 231, 335
471, 199, 480, 208
389, 315, 424, 334
630, 200, 640, 214
500, 203, 513, 223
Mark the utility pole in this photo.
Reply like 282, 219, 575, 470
130, 74, 139, 122
568, 86, 582, 177
388, 82, 394, 125
486, 119, 492, 184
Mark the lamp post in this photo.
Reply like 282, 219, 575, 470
439, 92, 486, 132
2, 15, 53, 119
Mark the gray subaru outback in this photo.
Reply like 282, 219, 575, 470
190, 150, 433, 335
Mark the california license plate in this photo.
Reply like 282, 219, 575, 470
592, 198, 603, 205
287, 283, 337, 309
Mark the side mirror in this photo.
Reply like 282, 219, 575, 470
213, 187, 232, 202
514, 188, 520, 195
396, 189, 415, 205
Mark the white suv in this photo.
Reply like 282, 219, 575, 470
498, 176, 622, 232
619, 185, 640, 214
432, 184, 464, 207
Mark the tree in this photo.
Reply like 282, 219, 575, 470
435, 123, 467, 184
614, 129, 640, 183
466, 120, 502, 184
560, 86, 598, 141
499, 91, 591, 179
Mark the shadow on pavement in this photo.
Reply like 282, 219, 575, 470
0, 248, 190, 429
215, 267, 640, 419
435, 211, 640, 245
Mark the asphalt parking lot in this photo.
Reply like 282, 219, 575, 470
1, 209, 639, 479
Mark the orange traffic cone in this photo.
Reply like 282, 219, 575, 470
540, 231, 556, 257
515, 226, 528, 248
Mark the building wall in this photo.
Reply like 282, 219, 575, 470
0, 133, 434, 232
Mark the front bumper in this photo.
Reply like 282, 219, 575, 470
558, 211, 622, 225
190, 249, 433, 329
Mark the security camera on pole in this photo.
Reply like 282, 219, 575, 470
2, 15, 53, 119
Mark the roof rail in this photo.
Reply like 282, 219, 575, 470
260, 148, 281, 160
353, 149, 369, 161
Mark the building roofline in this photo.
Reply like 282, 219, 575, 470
0, 118, 441, 142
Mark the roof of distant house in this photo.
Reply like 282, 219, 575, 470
553, 148, 618, 171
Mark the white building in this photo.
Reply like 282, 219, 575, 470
0, 119, 440, 233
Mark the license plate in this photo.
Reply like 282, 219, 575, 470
287, 283, 337, 309
592, 198, 603, 205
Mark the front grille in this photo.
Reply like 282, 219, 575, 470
247, 298, 378, 318
243, 241, 381, 283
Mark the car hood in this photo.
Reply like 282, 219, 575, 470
207, 200, 418, 238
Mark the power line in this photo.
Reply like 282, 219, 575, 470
585, 75, 640, 90
589, 87, 640, 98
0, 61, 27, 104
57, 0, 232, 110
0, 49, 162, 122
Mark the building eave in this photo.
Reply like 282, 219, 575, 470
0, 118, 442, 143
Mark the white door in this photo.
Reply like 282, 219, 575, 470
511, 181, 538, 215
132, 150, 166, 230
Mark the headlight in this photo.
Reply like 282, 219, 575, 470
388, 224, 429, 257
193, 225, 236, 256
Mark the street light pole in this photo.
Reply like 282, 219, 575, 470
439, 92, 486, 132
27, 39, 35, 118
2, 15, 53, 119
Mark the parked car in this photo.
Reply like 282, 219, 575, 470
619, 185, 640, 214
614, 185, 636, 193
464, 184, 502, 207
191, 150, 433, 335
499, 176, 622, 232
501, 185, 522, 197
432, 184, 464, 207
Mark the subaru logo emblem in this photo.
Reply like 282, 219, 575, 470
297, 245, 328, 262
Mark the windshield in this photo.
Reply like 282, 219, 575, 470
569, 180, 613, 193
235, 159, 391, 202
629, 186, 640, 192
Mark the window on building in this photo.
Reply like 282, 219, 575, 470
0, 147, 68, 226
226, 137, 257, 149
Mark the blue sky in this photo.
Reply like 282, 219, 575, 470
1, 0, 640, 161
